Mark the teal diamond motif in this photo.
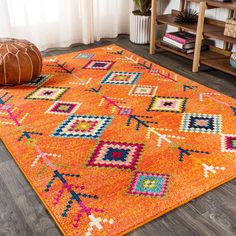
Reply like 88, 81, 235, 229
129, 172, 170, 197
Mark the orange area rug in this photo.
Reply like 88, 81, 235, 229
0, 44, 236, 235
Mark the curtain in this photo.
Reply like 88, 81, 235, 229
0, 0, 133, 50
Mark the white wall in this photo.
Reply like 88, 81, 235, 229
158, 0, 235, 51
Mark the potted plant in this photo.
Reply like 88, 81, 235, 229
130, 0, 152, 44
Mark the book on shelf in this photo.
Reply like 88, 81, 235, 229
165, 31, 196, 44
160, 40, 209, 54
163, 36, 196, 49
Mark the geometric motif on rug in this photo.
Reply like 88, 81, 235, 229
45, 101, 81, 115
86, 141, 144, 170
147, 96, 187, 113
128, 172, 170, 197
25, 87, 69, 101
128, 85, 158, 97
52, 115, 113, 139
119, 108, 133, 116
83, 60, 115, 70
221, 134, 236, 152
75, 53, 94, 60
180, 113, 222, 134
24, 74, 50, 87
101, 72, 142, 85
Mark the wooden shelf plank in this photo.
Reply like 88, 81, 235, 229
157, 13, 236, 44
201, 58, 236, 76
157, 14, 198, 32
205, 30, 236, 45
156, 40, 236, 76
187, 0, 236, 11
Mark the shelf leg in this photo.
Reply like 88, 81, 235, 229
179, 0, 187, 11
150, 0, 157, 55
192, 2, 207, 73
223, 9, 235, 51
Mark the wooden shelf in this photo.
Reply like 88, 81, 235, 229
206, 30, 236, 45
187, 0, 236, 11
157, 14, 198, 32
150, 0, 236, 76
201, 57, 236, 76
157, 11, 236, 44
156, 40, 236, 76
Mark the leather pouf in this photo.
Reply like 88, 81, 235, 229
0, 38, 42, 85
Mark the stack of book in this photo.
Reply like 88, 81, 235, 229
161, 31, 209, 54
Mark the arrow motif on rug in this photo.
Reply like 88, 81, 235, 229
183, 85, 198, 92
178, 147, 210, 162
34, 144, 114, 230
0, 104, 29, 126
47, 58, 75, 74
146, 127, 185, 147
127, 115, 158, 130
108, 50, 124, 55
99, 96, 131, 114
200, 93, 236, 116
31, 153, 62, 167
18, 130, 43, 142
44, 168, 114, 231
86, 86, 103, 93
122, 55, 139, 64
0, 91, 13, 104
134, 60, 153, 70
202, 163, 225, 178
47, 58, 92, 85
150, 69, 177, 82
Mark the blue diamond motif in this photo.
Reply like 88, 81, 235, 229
129, 172, 170, 197
52, 115, 113, 139
103, 148, 130, 162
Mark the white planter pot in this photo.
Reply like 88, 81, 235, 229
130, 12, 151, 44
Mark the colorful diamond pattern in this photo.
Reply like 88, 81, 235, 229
119, 108, 133, 116
221, 134, 236, 152
46, 101, 81, 115
129, 172, 170, 197
25, 87, 69, 101
52, 115, 113, 139
147, 96, 187, 113
75, 53, 94, 59
83, 60, 115, 70
101, 72, 142, 85
180, 113, 222, 134
87, 141, 144, 170
129, 85, 158, 97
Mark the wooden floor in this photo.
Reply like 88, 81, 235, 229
0, 35, 236, 236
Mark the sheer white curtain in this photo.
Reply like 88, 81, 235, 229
0, 0, 133, 50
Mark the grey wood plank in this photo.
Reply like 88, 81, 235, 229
0, 165, 34, 236
0, 160, 61, 236
0, 140, 12, 163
